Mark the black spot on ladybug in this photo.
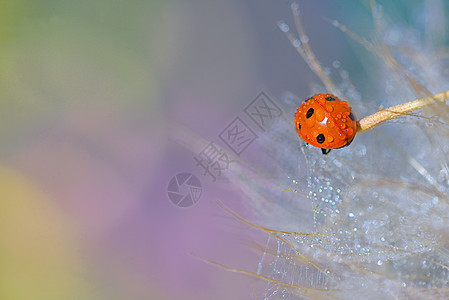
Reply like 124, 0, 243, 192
349, 112, 356, 121
298, 123, 301, 130
316, 134, 325, 144
306, 108, 314, 118
325, 96, 336, 101
304, 97, 313, 103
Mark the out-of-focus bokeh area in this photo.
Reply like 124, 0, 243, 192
1, 0, 441, 299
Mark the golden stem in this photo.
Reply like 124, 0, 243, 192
357, 90, 449, 133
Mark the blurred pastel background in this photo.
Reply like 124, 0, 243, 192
0, 1, 433, 299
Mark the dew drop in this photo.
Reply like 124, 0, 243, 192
377, 260, 383, 265
348, 212, 355, 218
292, 39, 301, 48
291, 2, 299, 12
300, 35, 309, 43
278, 21, 290, 33
426, 116, 440, 128
332, 60, 341, 68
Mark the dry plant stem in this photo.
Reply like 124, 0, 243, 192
288, 3, 338, 95
357, 90, 449, 134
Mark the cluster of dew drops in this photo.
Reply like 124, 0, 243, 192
249, 3, 449, 297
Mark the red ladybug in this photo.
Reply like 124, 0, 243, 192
295, 94, 357, 154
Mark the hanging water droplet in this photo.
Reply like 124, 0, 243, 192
300, 35, 309, 43
426, 115, 440, 128
291, 2, 299, 12
278, 21, 290, 33
377, 260, 383, 265
292, 39, 301, 48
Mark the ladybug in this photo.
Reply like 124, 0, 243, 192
295, 93, 357, 154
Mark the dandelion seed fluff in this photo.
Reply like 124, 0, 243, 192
222, 2, 449, 299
